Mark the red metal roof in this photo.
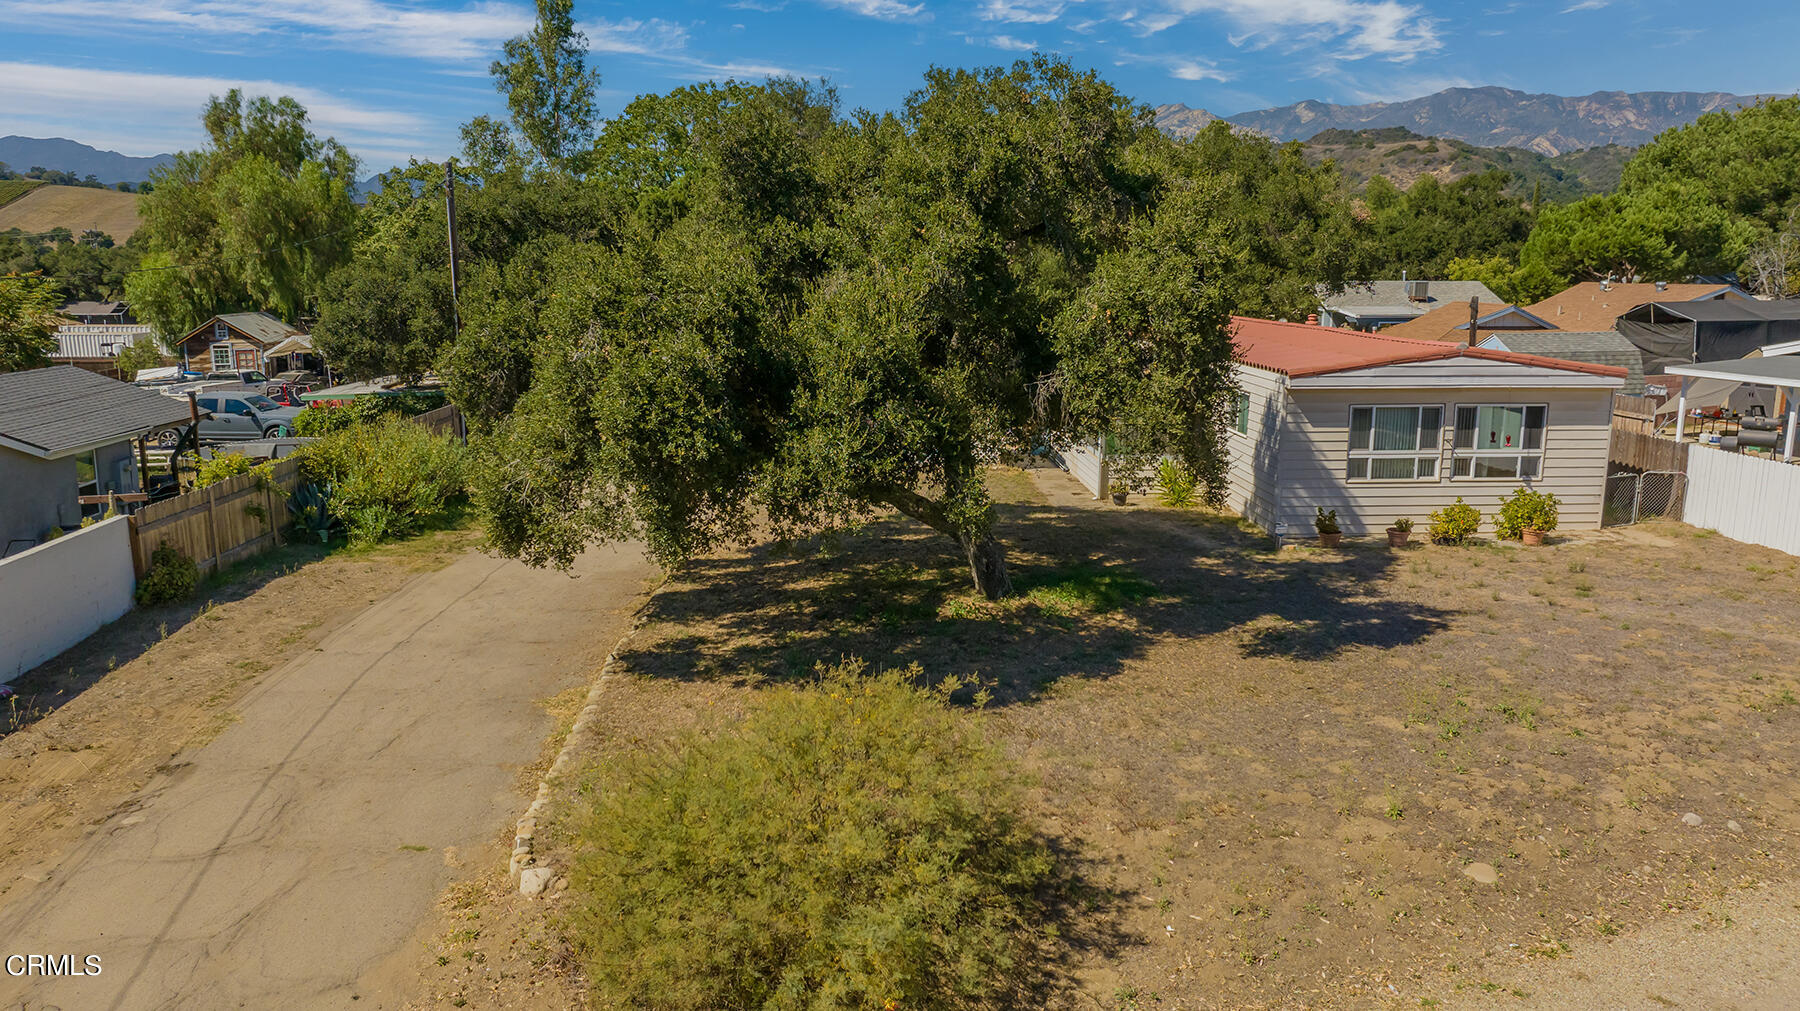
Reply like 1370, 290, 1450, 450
1229, 316, 1627, 380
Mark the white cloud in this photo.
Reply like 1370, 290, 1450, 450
1169, 58, 1229, 81
1560, 0, 1606, 11
0, 61, 441, 163
987, 33, 1040, 50
1149, 0, 1441, 61
812, 0, 928, 20
978, 0, 1067, 23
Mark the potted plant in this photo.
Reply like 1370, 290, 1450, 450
1497, 487, 1560, 545
1429, 498, 1481, 545
1314, 507, 1342, 548
1387, 517, 1413, 548
1109, 479, 1129, 505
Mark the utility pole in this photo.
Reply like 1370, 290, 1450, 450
445, 159, 461, 339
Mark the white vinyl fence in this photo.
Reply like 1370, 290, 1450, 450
1683, 445, 1800, 556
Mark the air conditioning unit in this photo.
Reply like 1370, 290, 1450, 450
1405, 279, 1430, 302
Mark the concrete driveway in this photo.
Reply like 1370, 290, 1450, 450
0, 545, 653, 1010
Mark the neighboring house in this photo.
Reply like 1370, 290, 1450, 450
1615, 299, 1800, 372
0, 367, 194, 553
1523, 281, 1748, 331
1380, 302, 1557, 342
1055, 317, 1624, 536
58, 300, 133, 324
50, 324, 160, 378
1476, 330, 1651, 395
172, 312, 307, 374
1316, 279, 1500, 331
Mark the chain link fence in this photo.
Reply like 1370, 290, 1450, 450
1602, 470, 1687, 526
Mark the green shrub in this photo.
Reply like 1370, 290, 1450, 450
295, 417, 465, 546
293, 392, 445, 437
1155, 458, 1198, 507
569, 662, 1057, 1010
194, 451, 268, 489
1495, 487, 1560, 539
290, 406, 356, 436
1314, 507, 1340, 534
1391, 517, 1414, 532
135, 544, 198, 606
1429, 497, 1481, 544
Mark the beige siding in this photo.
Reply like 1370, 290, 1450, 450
1276, 385, 1614, 535
1224, 364, 1287, 530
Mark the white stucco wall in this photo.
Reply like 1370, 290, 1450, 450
0, 516, 137, 678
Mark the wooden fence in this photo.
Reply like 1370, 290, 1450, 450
130, 457, 304, 577
1608, 426, 1690, 474
1610, 393, 1659, 436
411, 402, 468, 443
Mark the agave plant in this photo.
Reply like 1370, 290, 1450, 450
287, 482, 339, 543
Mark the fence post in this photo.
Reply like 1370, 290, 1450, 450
204, 484, 221, 573
1630, 475, 1643, 525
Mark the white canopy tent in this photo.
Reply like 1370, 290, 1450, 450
1665, 356, 1800, 462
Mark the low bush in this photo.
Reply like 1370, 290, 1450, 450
1155, 458, 1198, 507
292, 392, 446, 437
295, 417, 466, 546
569, 661, 1058, 1010
1314, 507, 1340, 535
135, 544, 198, 606
290, 406, 356, 437
1495, 487, 1560, 539
1429, 497, 1482, 544
194, 451, 267, 489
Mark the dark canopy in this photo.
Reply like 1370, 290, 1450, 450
1617, 300, 1800, 370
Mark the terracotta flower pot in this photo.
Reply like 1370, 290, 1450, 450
1111, 491, 1128, 505
1521, 528, 1546, 546
1386, 528, 1411, 548
1318, 531, 1342, 548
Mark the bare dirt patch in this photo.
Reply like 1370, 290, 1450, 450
0, 527, 476, 906
405, 467, 1800, 1008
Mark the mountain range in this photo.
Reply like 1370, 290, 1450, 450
0, 136, 173, 184
1156, 86, 1781, 156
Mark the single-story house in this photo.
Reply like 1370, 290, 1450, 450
1056, 317, 1625, 537
1316, 279, 1499, 331
0, 367, 195, 553
1381, 302, 1558, 342
1523, 281, 1748, 331
58, 300, 133, 324
50, 323, 161, 378
172, 312, 308, 374
1616, 299, 1800, 373
1476, 330, 1651, 395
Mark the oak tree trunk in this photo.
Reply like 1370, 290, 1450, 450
877, 486, 1013, 600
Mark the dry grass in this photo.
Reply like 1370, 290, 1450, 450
524, 465, 1800, 1009
0, 184, 141, 239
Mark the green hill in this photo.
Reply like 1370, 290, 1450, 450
1300, 128, 1630, 203
0, 178, 45, 210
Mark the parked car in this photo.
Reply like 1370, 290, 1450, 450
204, 369, 272, 386
273, 369, 322, 386
152, 392, 301, 445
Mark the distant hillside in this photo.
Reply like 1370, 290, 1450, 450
0, 178, 44, 209
0, 137, 173, 184
1152, 103, 1226, 138
0, 185, 142, 239
1300, 128, 1631, 202
1219, 87, 1778, 156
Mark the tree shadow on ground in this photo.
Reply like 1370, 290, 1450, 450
625, 482, 1455, 706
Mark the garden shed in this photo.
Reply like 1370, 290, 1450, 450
1056, 317, 1624, 537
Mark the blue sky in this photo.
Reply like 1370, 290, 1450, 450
2, 0, 1797, 171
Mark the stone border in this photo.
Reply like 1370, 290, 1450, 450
510, 580, 664, 896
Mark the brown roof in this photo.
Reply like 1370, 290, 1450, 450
1523, 283, 1746, 330
1382, 302, 1514, 341
1231, 316, 1627, 380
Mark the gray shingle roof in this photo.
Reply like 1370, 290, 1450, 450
0, 366, 196, 459
1481, 330, 1649, 394
217, 312, 305, 344
1320, 280, 1501, 313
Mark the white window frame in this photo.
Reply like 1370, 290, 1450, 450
1450, 403, 1548, 481
1347, 404, 1443, 482
211, 343, 234, 370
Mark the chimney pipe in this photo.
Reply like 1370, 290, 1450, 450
1306, 313, 1319, 326
1468, 295, 1479, 347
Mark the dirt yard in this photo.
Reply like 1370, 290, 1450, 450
0, 527, 476, 906
406, 466, 1800, 1009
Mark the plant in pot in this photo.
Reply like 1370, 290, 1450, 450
1497, 487, 1560, 545
1314, 507, 1342, 548
1109, 479, 1129, 505
1428, 498, 1481, 545
1387, 517, 1413, 548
